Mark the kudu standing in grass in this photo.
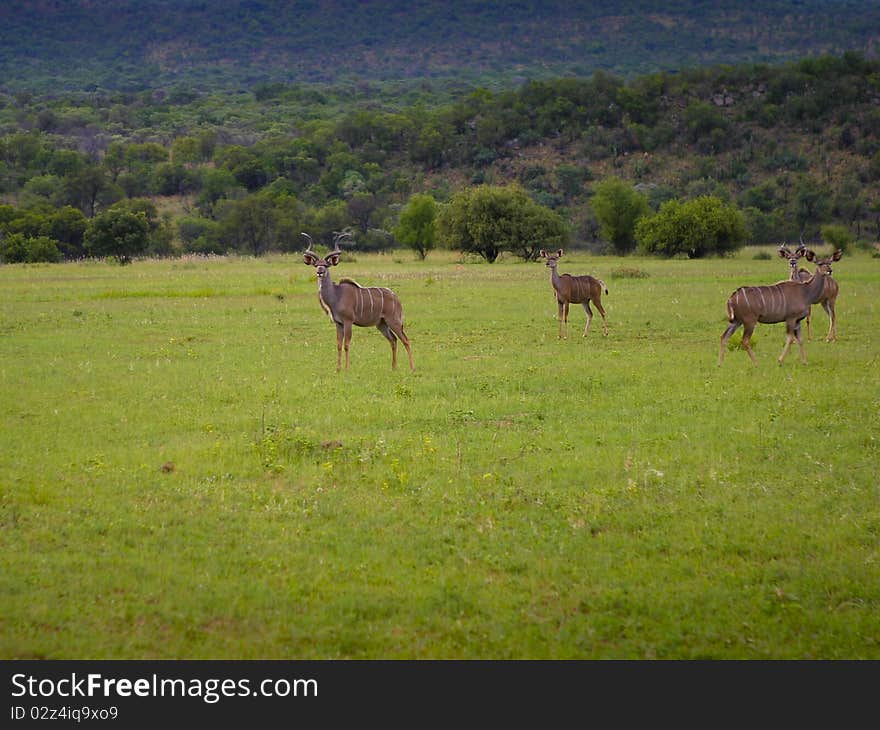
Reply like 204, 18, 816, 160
539, 249, 608, 339
779, 244, 840, 342
719, 248, 842, 365
302, 232, 414, 372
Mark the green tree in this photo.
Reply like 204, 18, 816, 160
0, 233, 61, 263
792, 176, 832, 239
437, 184, 567, 263
683, 101, 729, 144
555, 164, 590, 200
590, 177, 649, 254
214, 193, 279, 255
177, 216, 223, 254
309, 200, 350, 243
84, 208, 150, 263
19, 174, 64, 208
820, 224, 852, 252
832, 175, 866, 237
347, 192, 378, 235
42, 205, 87, 258
197, 168, 244, 215
394, 193, 437, 260
112, 199, 174, 256
170, 136, 202, 164
636, 195, 747, 258
62, 164, 122, 217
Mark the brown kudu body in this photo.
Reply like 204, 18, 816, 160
539, 249, 608, 338
302, 233, 414, 372
719, 248, 842, 365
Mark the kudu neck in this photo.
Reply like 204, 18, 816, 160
318, 269, 339, 300
803, 267, 827, 302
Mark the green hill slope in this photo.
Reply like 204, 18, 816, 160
2, 0, 878, 92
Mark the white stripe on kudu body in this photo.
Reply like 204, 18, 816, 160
302, 232, 414, 372
719, 247, 842, 366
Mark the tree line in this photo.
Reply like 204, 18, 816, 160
1, 53, 878, 263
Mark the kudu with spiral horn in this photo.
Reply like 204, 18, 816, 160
302, 231, 414, 372
778, 243, 840, 342
719, 248, 842, 366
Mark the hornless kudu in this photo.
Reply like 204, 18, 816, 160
302, 232, 414, 372
539, 249, 608, 338
719, 248, 842, 365
778, 244, 840, 342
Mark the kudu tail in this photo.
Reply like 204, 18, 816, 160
597, 278, 608, 295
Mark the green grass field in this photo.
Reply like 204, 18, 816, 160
1, 248, 878, 659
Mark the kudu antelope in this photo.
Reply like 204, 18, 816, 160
719, 248, 842, 365
778, 244, 840, 342
539, 249, 608, 338
302, 232, 414, 372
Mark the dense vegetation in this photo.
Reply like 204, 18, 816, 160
2, 50, 878, 262
2, 1, 878, 93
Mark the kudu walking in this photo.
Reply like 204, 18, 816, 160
539, 249, 608, 338
302, 232, 414, 372
719, 248, 842, 365
778, 244, 840, 342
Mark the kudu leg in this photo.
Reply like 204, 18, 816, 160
823, 300, 836, 341
335, 323, 345, 372
392, 324, 415, 371
741, 323, 758, 365
560, 301, 570, 339
777, 321, 805, 365
342, 321, 353, 371
592, 297, 608, 336
805, 307, 813, 341
581, 302, 593, 337
796, 323, 807, 363
377, 321, 399, 369
719, 321, 741, 365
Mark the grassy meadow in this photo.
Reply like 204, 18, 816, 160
1, 247, 878, 659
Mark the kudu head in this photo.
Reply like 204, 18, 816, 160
778, 244, 806, 277
804, 248, 843, 276
539, 249, 563, 270
301, 231, 351, 279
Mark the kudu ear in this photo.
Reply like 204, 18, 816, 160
303, 251, 319, 266
803, 249, 816, 262
539, 250, 548, 258
777, 246, 792, 259
831, 249, 843, 261
556, 249, 564, 257
325, 251, 341, 267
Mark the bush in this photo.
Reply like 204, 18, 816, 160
591, 177, 650, 254
636, 196, 747, 258
610, 266, 649, 278
0, 233, 61, 263
820, 224, 853, 252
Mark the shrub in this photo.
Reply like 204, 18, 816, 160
820, 224, 853, 252
636, 196, 747, 258
610, 266, 649, 278
0, 233, 61, 263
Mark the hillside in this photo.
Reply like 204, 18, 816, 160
1, 0, 879, 93
0, 2, 878, 262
